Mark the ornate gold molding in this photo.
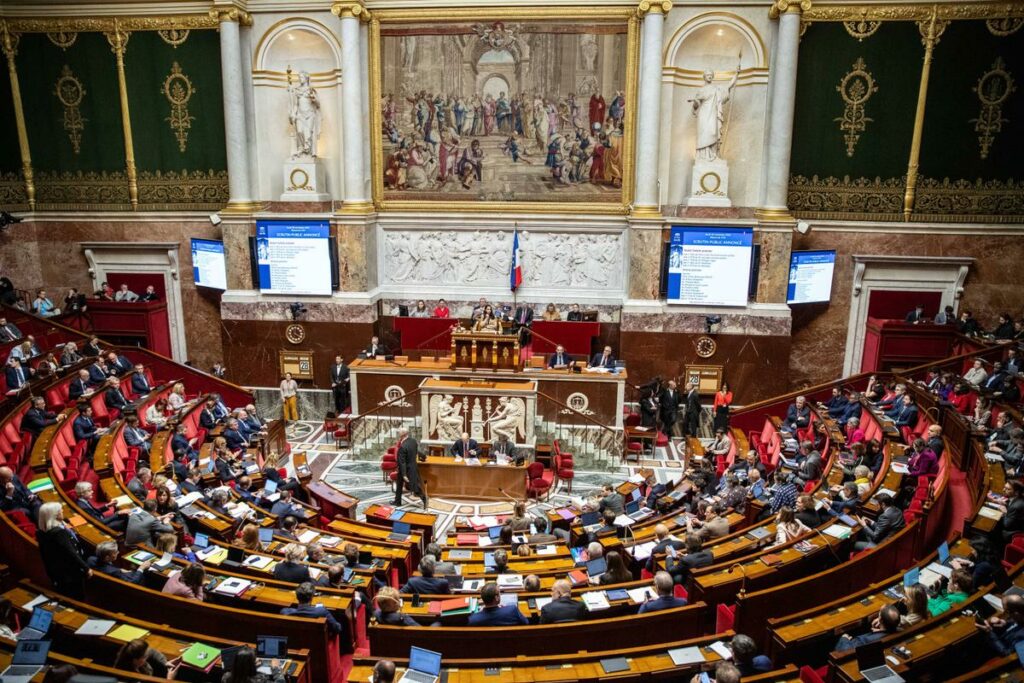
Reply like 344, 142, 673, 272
987, 17, 1024, 36
835, 57, 877, 157
637, 1, 673, 18
331, 3, 372, 22
914, 177, 1024, 222
5, 16, 219, 33
34, 170, 132, 210
54, 65, 86, 154
105, 23, 138, 209
0, 172, 28, 210
162, 62, 196, 153
137, 169, 228, 209
802, 2, 1024, 22
46, 31, 76, 49
210, 7, 253, 26
843, 15, 881, 40
1, 21, 34, 209
971, 57, 1015, 160
789, 174, 905, 220
770, 0, 812, 20
157, 28, 190, 47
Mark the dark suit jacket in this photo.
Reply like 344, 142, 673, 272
589, 352, 615, 369
0, 474, 35, 514
5, 365, 28, 390
73, 415, 98, 442
1002, 496, 1024, 541
904, 310, 925, 323
365, 342, 386, 357
599, 491, 624, 515
125, 511, 173, 546
105, 387, 129, 411
179, 479, 202, 494
839, 401, 862, 425
511, 307, 534, 326
0, 322, 21, 342
566, 311, 583, 322
77, 498, 112, 524
638, 595, 687, 614
785, 404, 811, 428
37, 527, 90, 587
893, 404, 919, 428
280, 603, 344, 636
660, 389, 680, 423
400, 576, 450, 594
88, 557, 145, 584
22, 407, 57, 437
451, 438, 480, 458
68, 377, 90, 401
666, 550, 713, 581
131, 374, 151, 395
491, 439, 516, 460
87, 364, 107, 385
547, 352, 572, 368
270, 500, 302, 518
984, 372, 1008, 392
109, 356, 133, 375
540, 596, 586, 624
224, 428, 248, 451
685, 389, 701, 416
468, 604, 528, 626
330, 363, 349, 386
199, 408, 217, 430
397, 437, 421, 490
273, 561, 312, 583
864, 505, 906, 544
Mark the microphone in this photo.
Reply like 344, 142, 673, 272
729, 562, 749, 596
496, 487, 519, 504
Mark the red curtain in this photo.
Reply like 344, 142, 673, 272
105, 272, 165, 299
867, 289, 943, 320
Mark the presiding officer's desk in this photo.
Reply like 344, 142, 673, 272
418, 455, 528, 500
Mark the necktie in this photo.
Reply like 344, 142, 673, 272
17, 368, 24, 383
520, 310, 526, 323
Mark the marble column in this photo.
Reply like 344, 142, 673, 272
334, 3, 372, 214
632, 1, 671, 217
215, 8, 256, 211
758, 0, 807, 221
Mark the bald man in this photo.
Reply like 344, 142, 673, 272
539, 579, 586, 624
450, 431, 479, 459
978, 593, 1024, 655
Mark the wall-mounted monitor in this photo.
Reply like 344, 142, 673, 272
787, 250, 836, 304
254, 220, 332, 296
190, 239, 226, 290
666, 226, 753, 307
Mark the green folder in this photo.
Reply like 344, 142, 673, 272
181, 642, 221, 671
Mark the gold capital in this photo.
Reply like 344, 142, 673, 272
332, 3, 372, 21
637, 1, 672, 17
2, 21, 34, 209
210, 7, 252, 26
769, 0, 812, 20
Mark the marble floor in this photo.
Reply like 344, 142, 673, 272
284, 419, 709, 538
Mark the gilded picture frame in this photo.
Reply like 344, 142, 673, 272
368, 6, 640, 215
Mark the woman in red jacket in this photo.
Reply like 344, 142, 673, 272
713, 381, 733, 432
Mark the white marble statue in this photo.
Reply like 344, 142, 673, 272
288, 71, 322, 159
690, 61, 739, 161
487, 396, 526, 442
429, 394, 464, 441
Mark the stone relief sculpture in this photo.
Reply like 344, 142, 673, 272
382, 229, 623, 289
486, 396, 526, 441
428, 394, 464, 440
287, 70, 322, 159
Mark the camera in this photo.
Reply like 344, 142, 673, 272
705, 315, 722, 334
289, 302, 308, 320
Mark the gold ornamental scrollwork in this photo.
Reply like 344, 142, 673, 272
54, 64, 87, 154
843, 16, 881, 40
158, 28, 190, 47
971, 57, 1015, 160
803, 4, 1024, 22
987, 17, 1024, 36
162, 61, 196, 153
788, 174, 905, 220
835, 57, 877, 157
769, 0, 812, 20
46, 31, 77, 49
914, 177, 1024, 222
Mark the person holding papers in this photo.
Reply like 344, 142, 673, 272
450, 432, 479, 458
468, 582, 528, 626
638, 572, 687, 613
539, 579, 586, 624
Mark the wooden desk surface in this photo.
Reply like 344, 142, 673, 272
349, 358, 628, 382
418, 456, 528, 501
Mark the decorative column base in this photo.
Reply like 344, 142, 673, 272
630, 205, 662, 219
336, 200, 376, 216
281, 159, 331, 202
221, 201, 266, 215
754, 207, 795, 223
687, 158, 732, 208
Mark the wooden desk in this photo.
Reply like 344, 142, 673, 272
418, 455, 527, 500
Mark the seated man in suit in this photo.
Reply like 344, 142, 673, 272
210, 393, 231, 420
468, 581, 528, 626
589, 345, 616, 369
0, 465, 41, 520
646, 524, 686, 572
68, 369, 93, 402
566, 303, 584, 322
853, 493, 906, 550
597, 482, 624, 515
270, 489, 304, 519
0, 317, 22, 343
665, 533, 713, 584
22, 396, 63, 438
139, 285, 159, 302
199, 397, 219, 430
638, 571, 687, 614
978, 593, 1024, 656
170, 449, 190, 481
981, 361, 1009, 394
88, 540, 151, 584
240, 407, 264, 435
399, 556, 451, 595
4, 357, 31, 393
891, 394, 919, 429
178, 467, 204, 494
86, 358, 109, 386
74, 481, 129, 531
904, 304, 926, 323
281, 582, 348, 643
490, 433, 517, 462
244, 403, 265, 429
547, 345, 572, 369
104, 377, 130, 414
126, 467, 153, 499
785, 395, 811, 430
365, 335, 387, 358
223, 418, 249, 452
539, 579, 586, 624
73, 404, 103, 451
837, 392, 863, 428
130, 364, 152, 395
450, 431, 479, 459
123, 414, 151, 455
106, 351, 133, 376
170, 422, 198, 461
125, 498, 175, 546
835, 604, 901, 651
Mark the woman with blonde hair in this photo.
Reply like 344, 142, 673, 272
167, 382, 188, 412
771, 507, 810, 547
374, 586, 417, 626
237, 522, 262, 551
541, 303, 561, 321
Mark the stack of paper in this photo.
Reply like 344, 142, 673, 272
212, 577, 252, 597
320, 536, 341, 547
297, 529, 319, 544
497, 574, 524, 589
708, 641, 733, 660
582, 591, 610, 611
627, 541, 657, 561
535, 545, 557, 556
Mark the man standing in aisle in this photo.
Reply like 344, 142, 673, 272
684, 381, 702, 436
394, 428, 427, 509
329, 355, 350, 413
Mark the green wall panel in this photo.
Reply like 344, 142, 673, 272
0, 61, 21, 174
124, 29, 227, 173
918, 20, 1024, 181
18, 32, 126, 174
791, 22, 921, 180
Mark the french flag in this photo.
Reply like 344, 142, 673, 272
510, 227, 523, 291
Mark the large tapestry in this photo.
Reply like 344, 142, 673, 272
374, 13, 635, 209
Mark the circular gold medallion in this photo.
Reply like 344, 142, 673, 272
285, 324, 306, 345
699, 171, 722, 194
695, 335, 717, 358
289, 168, 310, 191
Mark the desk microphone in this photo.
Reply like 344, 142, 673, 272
496, 488, 520, 504
729, 562, 749, 596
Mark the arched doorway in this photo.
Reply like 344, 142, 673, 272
481, 74, 511, 102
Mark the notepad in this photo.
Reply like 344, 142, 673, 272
448, 550, 472, 560
181, 642, 221, 672
108, 624, 150, 642
822, 524, 852, 539
297, 529, 319, 544
75, 619, 116, 637
213, 577, 252, 597
21, 595, 49, 611
582, 591, 611, 611
708, 641, 733, 660
243, 555, 274, 570
497, 574, 523, 589
626, 587, 657, 604
535, 545, 557, 556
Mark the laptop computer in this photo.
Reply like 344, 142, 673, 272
861, 666, 905, 683
16, 607, 53, 640
226, 545, 245, 563
0, 639, 51, 682
388, 521, 412, 542
358, 550, 374, 567
263, 479, 278, 495
399, 646, 442, 683
625, 499, 640, 515
192, 532, 210, 549
630, 488, 642, 502
257, 635, 287, 658
259, 527, 275, 546
937, 541, 950, 564
220, 645, 245, 669
580, 510, 600, 527
585, 557, 607, 581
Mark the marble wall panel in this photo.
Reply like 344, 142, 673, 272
627, 227, 663, 300
221, 221, 254, 291
756, 229, 793, 304
336, 222, 369, 293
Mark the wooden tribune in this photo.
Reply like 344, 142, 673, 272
417, 455, 528, 500
450, 329, 519, 370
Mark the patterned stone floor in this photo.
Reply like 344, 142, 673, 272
285, 420, 707, 537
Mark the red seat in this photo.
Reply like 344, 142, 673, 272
555, 453, 574, 493
715, 603, 735, 632
381, 453, 398, 484
799, 665, 827, 683
526, 462, 551, 501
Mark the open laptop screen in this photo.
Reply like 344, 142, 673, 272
408, 646, 442, 676
13, 639, 51, 665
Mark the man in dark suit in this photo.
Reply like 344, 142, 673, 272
88, 541, 151, 584
999, 480, 1024, 543
547, 345, 571, 369
904, 305, 926, 323
73, 404, 101, 449
199, 398, 218, 430
280, 582, 348, 643
539, 579, 586, 624
68, 369, 93, 402
223, 418, 249, 451
125, 499, 174, 546
892, 395, 919, 429
979, 594, 1024, 656
365, 336, 386, 357
838, 392, 862, 428
451, 431, 480, 458
270, 489, 304, 519
491, 433, 516, 461
468, 582, 528, 625
0, 317, 22, 342
684, 382, 702, 436
170, 450, 190, 481
123, 415, 151, 455
646, 524, 686, 568
23, 396, 63, 438
665, 533, 713, 584
399, 556, 451, 594
835, 605, 900, 651
83, 336, 103, 357
5, 358, 30, 392
638, 571, 688, 614
87, 359, 108, 386
785, 395, 811, 430
982, 362, 1009, 394
660, 380, 681, 436
925, 424, 945, 458
170, 422, 198, 461
329, 355, 350, 412
104, 377, 130, 413
106, 352, 133, 376
510, 304, 534, 344
853, 493, 906, 550
178, 468, 203, 494
130, 364, 151, 395
394, 428, 426, 508
566, 304, 584, 322
589, 345, 616, 369
0, 465, 41, 519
